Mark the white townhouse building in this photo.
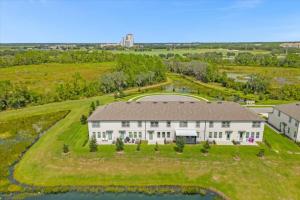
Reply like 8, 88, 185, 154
268, 102, 300, 142
88, 101, 265, 145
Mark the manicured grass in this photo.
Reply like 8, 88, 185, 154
0, 110, 69, 192
0, 91, 298, 199
0, 62, 115, 94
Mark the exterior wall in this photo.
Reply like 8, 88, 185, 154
268, 109, 300, 142
88, 120, 265, 145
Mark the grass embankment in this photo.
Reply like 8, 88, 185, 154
0, 62, 115, 94
0, 91, 297, 200
0, 110, 69, 192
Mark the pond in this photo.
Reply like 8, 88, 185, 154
24, 192, 219, 200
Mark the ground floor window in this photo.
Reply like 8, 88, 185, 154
92, 132, 96, 137
97, 132, 101, 138
129, 132, 133, 138
134, 132, 137, 138
148, 131, 154, 140
197, 132, 200, 138
162, 132, 165, 138
251, 132, 255, 138
214, 132, 218, 138
167, 132, 170, 138
209, 132, 212, 138
246, 132, 249, 138
256, 132, 260, 138
157, 132, 161, 138
119, 131, 125, 139
219, 132, 222, 138
102, 132, 106, 139
139, 132, 142, 138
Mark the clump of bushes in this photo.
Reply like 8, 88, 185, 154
201, 141, 210, 154
116, 138, 124, 152
257, 149, 265, 157
63, 144, 69, 153
89, 135, 98, 152
80, 114, 87, 124
154, 142, 159, 152
174, 137, 185, 153
136, 142, 141, 151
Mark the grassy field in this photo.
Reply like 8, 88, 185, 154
0, 62, 115, 94
0, 90, 297, 199
220, 65, 300, 87
0, 110, 69, 192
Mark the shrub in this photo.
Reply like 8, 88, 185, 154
154, 142, 159, 151
89, 135, 98, 152
257, 149, 265, 157
96, 100, 100, 106
116, 138, 124, 151
174, 137, 185, 153
201, 140, 210, 153
90, 102, 96, 111
136, 142, 141, 151
80, 114, 87, 124
63, 144, 69, 153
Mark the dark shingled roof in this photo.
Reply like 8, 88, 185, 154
88, 101, 263, 121
274, 102, 300, 121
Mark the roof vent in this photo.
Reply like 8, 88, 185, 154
179, 101, 184, 104
217, 101, 222, 104
163, 101, 168, 104
207, 101, 211, 104
153, 101, 157, 104
126, 102, 131, 104
136, 102, 141, 104
190, 102, 195, 104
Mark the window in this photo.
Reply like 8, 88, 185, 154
294, 131, 297, 138
278, 110, 281, 117
122, 121, 130, 127
139, 132, 142, 138
289, 117, 292, 123
134, 132, 137, 138
138, 121, 142, 127
252, 122, 261, 128
148, 131, 154, 140
97, 132, 101, 138
92, 132, 96, 137
209, 132, 212, 138
246, 132, 249, 138
129, 132, 133, 138
102, 132, 106, 139
288, 128, 290, 133
209, 122, 214, 128
157, 132, 161, 138
296, 121, 299, 127
196, 121, 200, 128
166, 121, 171, 127
150, 121, 159, 127
167, 132, 170, 138
197, 132, 200, 138
219, 132, 222, 138
222, 121, 230, 128
92, 121, 100, 128
214, 132, 218, 138
251, 132, 255, 138
107, 131, 113, 140
119, 131, 125, 139
256, 132, 260, 138
162, 132, 165, 138
179, 121, 188, 127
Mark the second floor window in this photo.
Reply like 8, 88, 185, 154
179, 121, 188, 127
166, 121, 171, 127
92, 121, 100, 128
252, 121, 261, 128
138, 121, 142, 127
150, 121, 159, 127
222, 121, 230, 128
121, 121, 130, 127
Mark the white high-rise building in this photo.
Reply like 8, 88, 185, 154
121, 34, 134, 47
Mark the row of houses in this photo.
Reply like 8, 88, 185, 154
88, 101, 265, 145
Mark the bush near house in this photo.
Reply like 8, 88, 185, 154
89, 135, 97, 152
174, 137, 185, 153
116, 138, 124, 152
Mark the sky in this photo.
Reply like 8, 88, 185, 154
0, 0, 300, 43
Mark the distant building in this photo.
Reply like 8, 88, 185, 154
120, 34, 134, 47
280, 42, 300, 48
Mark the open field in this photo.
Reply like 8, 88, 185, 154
0, 62, 115, 94
0, 91, 298, 199
220, 65, 300, 87
109, 48, 270, 56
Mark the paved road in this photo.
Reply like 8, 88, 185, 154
137, 94, 200, 102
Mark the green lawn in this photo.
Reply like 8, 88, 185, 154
0, 91, 298, 199
0, 62, 115, 94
